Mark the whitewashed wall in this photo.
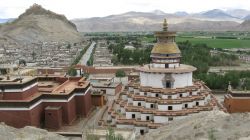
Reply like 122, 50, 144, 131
117, 124, 134, 129
126, 112, 141, 119
158, 104, 182, 111
133, 101, 146, 107
140, 72, 193, 88
172, 73, 193, 88
141, 113, 153, 121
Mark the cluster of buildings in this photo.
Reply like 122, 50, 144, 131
93, 41, 113, 67
0, 75, 93, 129
0, 41, 89, 68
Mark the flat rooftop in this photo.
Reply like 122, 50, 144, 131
51, 78, 89, 94
92, 81, 120, 88
0, 76, 36, 85
38, 77, 90, 95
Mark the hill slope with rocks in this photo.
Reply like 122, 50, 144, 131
0, 123, 67, 140
0, 4, 83, 44
143, 110, 250, 140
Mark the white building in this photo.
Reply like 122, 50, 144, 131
107, 19, 214, 135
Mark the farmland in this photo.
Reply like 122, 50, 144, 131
176, 37, 250, 49
140, 31, 250, 49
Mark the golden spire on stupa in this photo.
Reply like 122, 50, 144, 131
163, 18, 168, 31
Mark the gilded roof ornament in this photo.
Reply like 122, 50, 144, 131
163, 18, 168, 31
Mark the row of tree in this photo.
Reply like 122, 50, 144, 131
178, 41, 239, 75
108, 43, 151, 65
197, 71, 250, 90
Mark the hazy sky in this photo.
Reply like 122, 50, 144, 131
0, 0, 250, 19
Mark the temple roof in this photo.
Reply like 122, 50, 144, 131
151, 19, 181, 55
151, 42, 181, 54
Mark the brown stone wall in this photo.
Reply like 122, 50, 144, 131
76, 90, 93, 117
22, 85, 38, 99
76, 65, 133, 74
83, 90, 93, 116
3, 85, 38, 100
29, 103, 44, 127
224, 97, 250, 113
91, 95, 104, 106
43, 98, 77, 125
37, 68, 67, 75
45, 107, 62, 129
0, 110, 31, 128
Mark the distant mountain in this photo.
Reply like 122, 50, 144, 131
244, 15, 250, 20
0, 18, 10, 23
237, 20, 250, 30
226, 9, 250, 19
72, 9, 242, 32
151, 10, 166, 15
0, 4, 83, 44
174, 11, 189, 17
200, 9, 236, 19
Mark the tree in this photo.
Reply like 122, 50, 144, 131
67, 43, 71, 49
31, 51, 36, 60
19, 59, 26, 66
106, 127, 124, 140
68, 66, 77, 76
116, 69, 126, 77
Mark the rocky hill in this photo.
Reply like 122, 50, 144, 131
143, 110, 250, 140
0, 123, 67, 140
237, 20, 250, 31
0, 4, 83, 44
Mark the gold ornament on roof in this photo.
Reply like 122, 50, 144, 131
163, 18, 168, 31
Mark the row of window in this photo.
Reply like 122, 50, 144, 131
131, 114, 174, 121
137, 91, 194, 98
136, 101, 200, 109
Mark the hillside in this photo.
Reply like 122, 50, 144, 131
72, 10, 241, 32
0, 4, 83, 44
72, 15, 239, 32
0, 123, 67, 140
237, 20, 250, 31
143, 110, 250, 140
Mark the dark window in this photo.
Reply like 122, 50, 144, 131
185, 104, 188, 108
166, 82, 171, 88
140, 130, 144, 135
146, 116, 150, 121
196, 102, 199, 106
165, 64, 169, 68
189, 92, 192, 95
144, 92, 147, 96
168, 95, 171, 99
132, 114, 135, 118
150, 104, 154, 108
138, 102, 141, 106
180, 94, 183, 97
168, 106, 173, 110
156, 94, 159, 97
168, 117, 173, 121
48, 113, 52, 116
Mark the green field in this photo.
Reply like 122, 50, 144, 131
176, 37, 250, 49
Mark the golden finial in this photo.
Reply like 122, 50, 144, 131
163, 18, 168, 31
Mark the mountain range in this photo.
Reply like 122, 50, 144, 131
72, 9, 250, 32
0, 4, 83, 45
